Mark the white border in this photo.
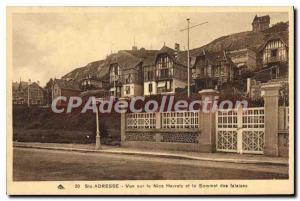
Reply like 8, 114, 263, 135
1, 0, 298, 200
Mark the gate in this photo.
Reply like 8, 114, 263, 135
216, 107, 265, 154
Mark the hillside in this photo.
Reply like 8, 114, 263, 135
62, 59, 109, 81
190, 21, 288, 56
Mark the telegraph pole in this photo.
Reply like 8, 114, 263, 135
187, 19, 190, 98
181, 20, 208, 97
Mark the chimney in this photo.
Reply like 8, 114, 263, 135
174, 43, 180, 59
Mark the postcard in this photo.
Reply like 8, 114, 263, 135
7, 6, 294, 195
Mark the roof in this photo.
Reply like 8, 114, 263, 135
54, 79, 81, 91
124, 49, 158, 59
252, 15, 270, 23
192, 50, 233, 67
12, 81, 39, 92
22, 82, 44, 92
142, 45, 188, 67
107, 50, 142, 71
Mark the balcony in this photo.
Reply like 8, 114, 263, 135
156, 70, 173, 80
263, 56, 286, 65
109, 75, 122, 84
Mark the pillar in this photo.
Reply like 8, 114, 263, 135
155, 112, 161, 129
261, 83, 281, 156
120, 113, 126, 142
198, 89, 219, 152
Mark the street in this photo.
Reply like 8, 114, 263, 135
13, 148, 288, 181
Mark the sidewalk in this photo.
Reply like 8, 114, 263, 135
13, 142, 288, 166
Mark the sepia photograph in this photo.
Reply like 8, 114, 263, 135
6, 6, 294, 195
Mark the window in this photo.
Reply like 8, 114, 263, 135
148, 83, 153, 93
125, 86, 130, 95
124, 74, 131, 84
271, 49, 278, 58
159, 56, 171, 68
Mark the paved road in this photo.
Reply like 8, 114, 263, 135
13, 148, 288, 181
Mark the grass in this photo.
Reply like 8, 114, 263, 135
13, 105, 120, 144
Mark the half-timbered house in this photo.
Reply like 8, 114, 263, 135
143, 45, 188, 95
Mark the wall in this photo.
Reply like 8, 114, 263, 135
52, 83, 61, 100
173, 79, 187, 91
123, 83, 143, 97
121, 107, 216, 153
247, 49, 257, 71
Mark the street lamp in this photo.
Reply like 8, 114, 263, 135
94, 97, 103, 150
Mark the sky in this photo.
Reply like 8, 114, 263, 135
11, 8, 289, 86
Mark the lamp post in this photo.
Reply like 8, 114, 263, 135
94, 98, 103, 150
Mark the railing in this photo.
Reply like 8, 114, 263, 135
156, 69, 173, 80
217, 109, 238, 129
242, 107, 265, 129
263, 56, 286, 64
109, 75, 122, 84
161, 111, 199, 129
126, 113, 156, 129
126, 111, 200, 129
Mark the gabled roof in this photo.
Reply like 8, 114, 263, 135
107, 51, 142, 71
192, 50, 233, 67
12, 81, 30, 91
158, 45, 175, 56
124, 49, 158, 59
258, 36, 289, 52
54, 79, 81, 91
252, 15, 270, 24
142, 45, 188, 67
22, 82, 44, 92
